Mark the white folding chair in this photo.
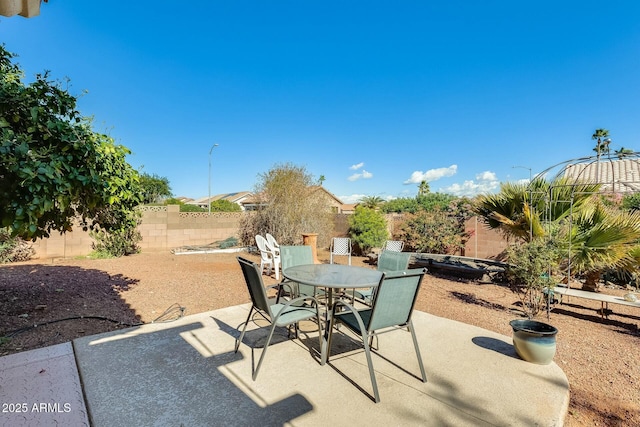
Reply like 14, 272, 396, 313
255, 235, 281, 279
265, 233, 281, 258
330, 237, 351, 265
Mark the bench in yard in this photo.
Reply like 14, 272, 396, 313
553, 286, 640, 319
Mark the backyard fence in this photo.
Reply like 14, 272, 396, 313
29, 206, 508, 260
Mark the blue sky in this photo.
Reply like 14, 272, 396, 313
3, 1, 640, 203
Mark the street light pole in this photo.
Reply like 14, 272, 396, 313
208, 143, 219, 214
512, 165, 532, 182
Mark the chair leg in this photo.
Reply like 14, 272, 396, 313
361, 330, 380, 403
235, 306, 254, 353
408, 320, 427, 382
253, 322, 279, 380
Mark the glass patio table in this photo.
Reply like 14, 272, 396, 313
283, 263, 383, 364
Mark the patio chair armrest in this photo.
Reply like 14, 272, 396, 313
281, 295, 320, 309
331, 300, 368, 333
274, 281, 296, 296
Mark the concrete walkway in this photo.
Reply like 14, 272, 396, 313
1, 306, 570, 426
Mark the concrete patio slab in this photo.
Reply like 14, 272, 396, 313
70, 305, 569, 426
0, 342, 89, 427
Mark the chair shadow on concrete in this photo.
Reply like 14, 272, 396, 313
75, 320, 313, 426
213, 316, 322, 378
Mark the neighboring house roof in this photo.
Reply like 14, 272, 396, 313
341, 203, 358, 213
309, 185, 344, 205
174, 196, 194, 203
240, 186, 351, 212
563, 159, 640, 193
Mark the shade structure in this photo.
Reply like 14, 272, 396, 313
0, 0, 42, 18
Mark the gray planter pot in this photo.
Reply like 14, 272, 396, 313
509, 319, 558, 365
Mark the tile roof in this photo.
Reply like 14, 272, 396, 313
563, 159, 640, 193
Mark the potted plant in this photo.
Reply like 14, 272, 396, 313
505, 237, 560, 364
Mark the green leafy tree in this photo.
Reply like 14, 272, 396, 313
0, 45, 142, 241
381, 197, 421, 213
348, 206, 388, 254
396, 207, 468, 254
140, 172, 172, 204
209, 199, 241, 212
239, 163, 333, 247
416, 192, 457, 211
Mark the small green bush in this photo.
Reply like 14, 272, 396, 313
90, 226, 141, 258
505, 238, 560, 318
348, 206, 388, 254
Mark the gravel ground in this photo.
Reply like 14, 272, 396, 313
1, 249, 639, 426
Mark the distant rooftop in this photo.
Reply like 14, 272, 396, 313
562, 158, 640, 193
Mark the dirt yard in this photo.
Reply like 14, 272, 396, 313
1, 249, 639, 426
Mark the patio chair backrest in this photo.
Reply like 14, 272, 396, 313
237, 257, 272, 316
280, 245, 313, 270
280, 245, 315, 297
265, 233, 280, 251
383, 240, 404, 252
377, 251, 411, 272
368, 268, 426, 332
255, 235, 273, 261
331, 237, 351, 255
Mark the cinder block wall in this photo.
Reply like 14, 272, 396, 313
28, 208, 508, 260
138, 206, 243, 251
463, 216, 509, 259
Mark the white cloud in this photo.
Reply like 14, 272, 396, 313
439, 170, 500, 197
403, 165, 458, 184
350, 162, 364, 170
348, 169, 373, 181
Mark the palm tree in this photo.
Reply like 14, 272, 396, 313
359, 195, 385, 210
418, 180, 430, 197
475, 176, 640, 292
592, 128, 611, 157
615, 147, 634, 158
474, 177, 599, 242
564, 201, 640, 291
